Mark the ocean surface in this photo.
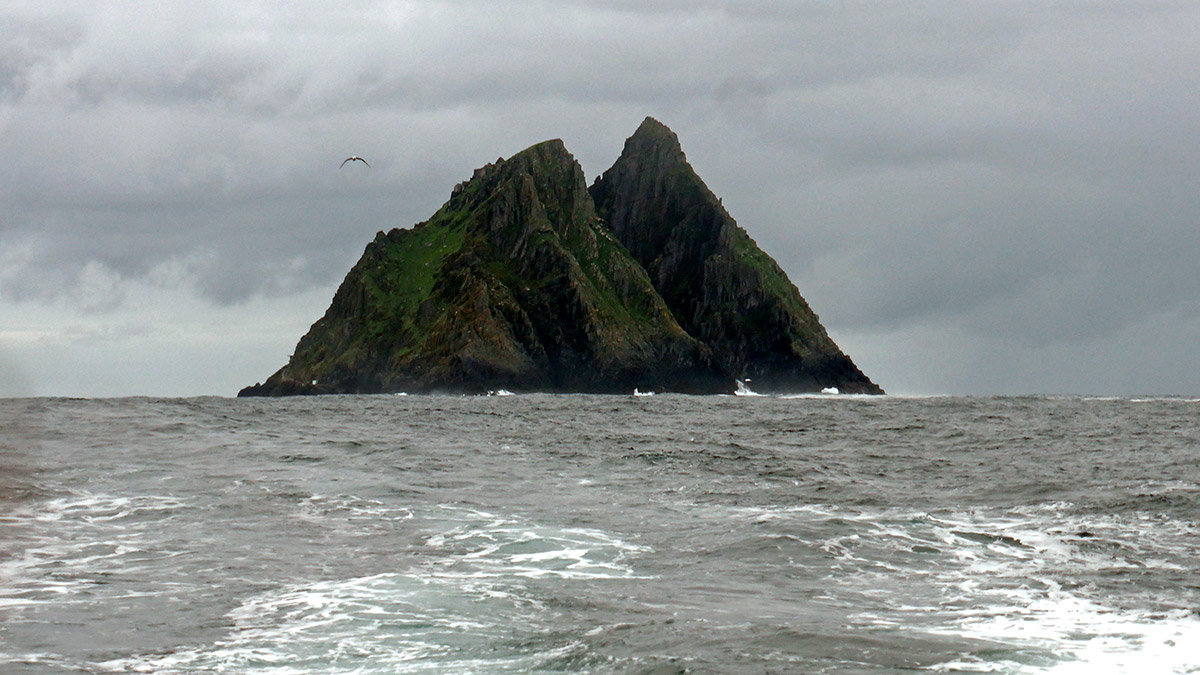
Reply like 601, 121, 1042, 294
1, 393, 1198, 674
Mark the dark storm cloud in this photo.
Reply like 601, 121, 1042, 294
2, 0, 1198, 394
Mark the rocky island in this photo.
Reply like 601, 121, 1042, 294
239, 118, 882, 396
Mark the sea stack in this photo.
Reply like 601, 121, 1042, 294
239, 119, 882, 396
590, 118, 882, 394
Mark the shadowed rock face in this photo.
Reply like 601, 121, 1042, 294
240, 119, 882, 397
239, 138, 728, 396
590, 117, 882, 394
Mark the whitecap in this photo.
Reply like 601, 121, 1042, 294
0, 492, 190, 612
420, 505, 652, 581
98, 571, 585, 674
734, 380, 763, 397
676, 498, 1200, 672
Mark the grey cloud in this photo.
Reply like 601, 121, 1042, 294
0, 12, 83, 101
2, 0, 1198, 394
674, 4, 1200, 361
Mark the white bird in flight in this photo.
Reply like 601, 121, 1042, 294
340, 156, 370, 168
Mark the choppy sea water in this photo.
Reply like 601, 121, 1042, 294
1, 393, 1199, 674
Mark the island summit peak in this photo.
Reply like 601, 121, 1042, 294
239, 119, 882, 396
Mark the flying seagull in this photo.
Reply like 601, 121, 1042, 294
340, 156, 370, 168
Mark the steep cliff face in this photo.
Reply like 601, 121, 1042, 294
590, 117, 883, 394
241, 119, 883, 397
239, 139, 727, 396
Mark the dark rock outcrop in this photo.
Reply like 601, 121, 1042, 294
589, 118, 882, 394
240, 139, 727, 396
240, 119, 882, 397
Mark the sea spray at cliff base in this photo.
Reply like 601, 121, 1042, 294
2, 394, 1198, 673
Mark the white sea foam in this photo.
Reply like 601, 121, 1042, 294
291, 492, 415, 527
734, 380, 763, 397
692, 499, 1200, 673
98, 571, 581, 674
939, 596, 1200, 674
97, 504, 645, 673
778, 391, 880, 400
21, 493, 186, 524
0, 492, 189, 611
891, 508, 1198, 673
921, 509, 1200, 674
421, 505, 652, 581
720, 502, 840, 522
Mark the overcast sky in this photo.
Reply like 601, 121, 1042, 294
2, 0, 1198, 397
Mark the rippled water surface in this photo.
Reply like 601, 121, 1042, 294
2, 394, 1199, 673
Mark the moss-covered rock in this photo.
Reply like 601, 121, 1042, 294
240, 119, 882, 397
239, 138, 727, 396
